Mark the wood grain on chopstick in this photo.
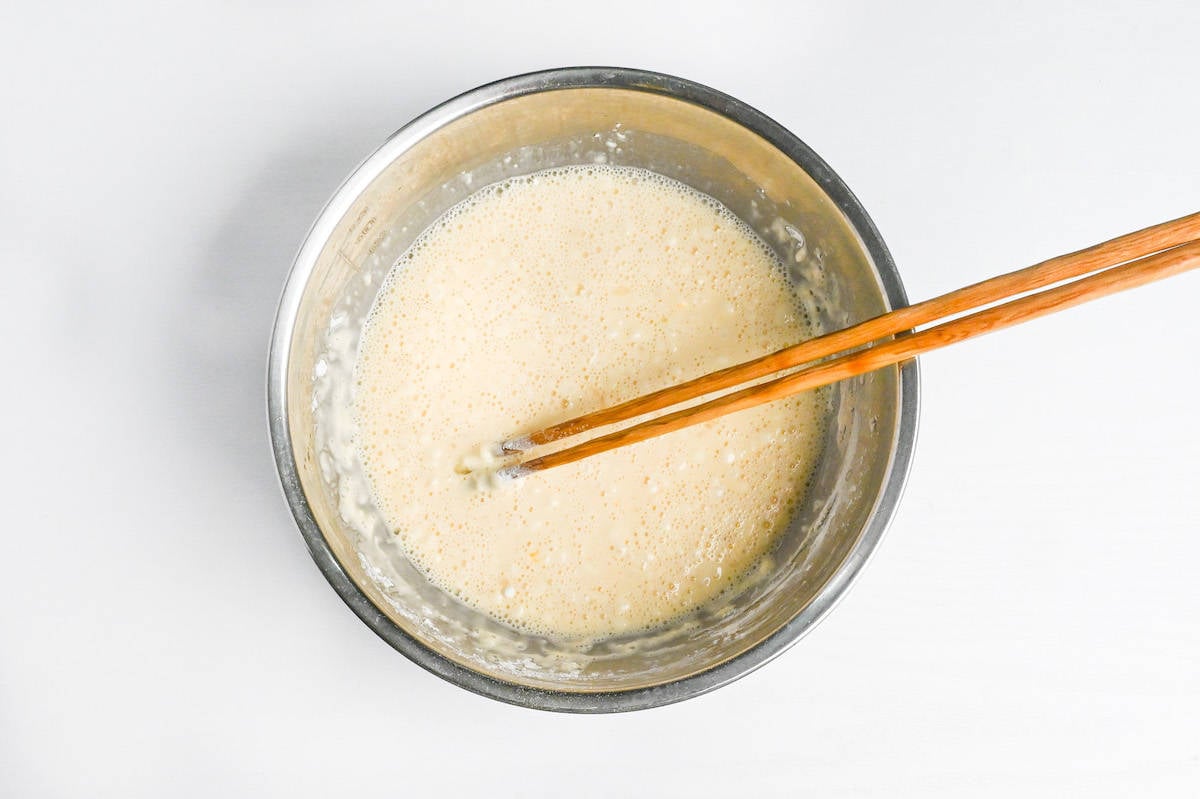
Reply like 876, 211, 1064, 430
501, 210, 1200, 454
499, 233, 1200, 478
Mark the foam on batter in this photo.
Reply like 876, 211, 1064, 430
353, 165, 825, 638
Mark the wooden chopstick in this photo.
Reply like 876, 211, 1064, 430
500, 211, 1200, 454
496, 218, 1200, 478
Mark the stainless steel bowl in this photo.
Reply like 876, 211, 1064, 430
268, 67, 919, 712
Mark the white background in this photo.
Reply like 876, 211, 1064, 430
2, 1, 1197, 795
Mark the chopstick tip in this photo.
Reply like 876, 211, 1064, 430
500, 435, 533, 454
495, 463, 532, 481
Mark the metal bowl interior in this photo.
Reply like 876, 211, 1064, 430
268, 68, 918, 712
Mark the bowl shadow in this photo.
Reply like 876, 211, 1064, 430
166, 95, 441, 528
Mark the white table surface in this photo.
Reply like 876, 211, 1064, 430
3, 2, 1198, 795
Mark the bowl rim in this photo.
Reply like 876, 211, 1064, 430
267, 66, 920, 713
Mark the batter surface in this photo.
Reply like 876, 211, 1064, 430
354, 165, 825, 638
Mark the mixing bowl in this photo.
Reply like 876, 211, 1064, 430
268, 67, 919, 712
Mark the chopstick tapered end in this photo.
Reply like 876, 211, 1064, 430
495, 463, 533, 481
500, 435, 533, 454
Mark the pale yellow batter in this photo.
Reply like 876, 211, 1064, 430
354, 165, 824, 638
